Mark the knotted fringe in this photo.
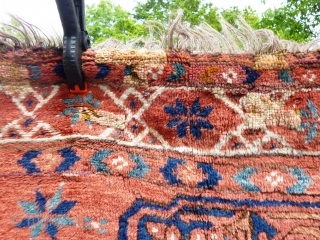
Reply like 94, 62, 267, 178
0, 15, 62, 51
1, 11, 319, 54
95, 9, 320, 54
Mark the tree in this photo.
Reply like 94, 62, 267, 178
86, 0, 146, 43
258, 0, 319, 42
134, 0, 214, 26
134, 0, 260, 31
220, 7, 260, 29
86, 0, 319, 45
286, 0, 320, 39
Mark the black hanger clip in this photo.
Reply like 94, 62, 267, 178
55, 0, 91, 93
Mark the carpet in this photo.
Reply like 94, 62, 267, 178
1, 37, 320, 239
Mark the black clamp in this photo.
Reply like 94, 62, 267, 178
55, 0, 91, 93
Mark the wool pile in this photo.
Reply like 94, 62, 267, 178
1, 17, 320, 239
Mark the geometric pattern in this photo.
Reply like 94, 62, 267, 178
1, 84, 319, 155
6, 143, 317, 195
1, 48, 320, 239
119, 195, 320, 239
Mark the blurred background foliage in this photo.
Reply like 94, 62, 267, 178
85, 0, 319, 44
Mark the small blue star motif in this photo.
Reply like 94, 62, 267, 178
164, 98, 214, 140
60, 93, 101, 127
15, 184, 77, 240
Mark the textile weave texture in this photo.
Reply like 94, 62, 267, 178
1, 48, 320, 239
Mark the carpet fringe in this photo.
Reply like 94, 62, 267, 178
0, 14, 62, 51
94, 9, 320, 54
1, 11, 319, 54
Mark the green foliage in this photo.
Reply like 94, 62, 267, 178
287, 0, 320, 27
86, 0, 147, 43
133, 0, 260, 31
85, 0, 319, 44
1, 19, 25, 40
221, 7, 260, 28
258, 0, 320, 42
258, 8, 310, 42
134, 0, 214, 26
286, 0, 320, 39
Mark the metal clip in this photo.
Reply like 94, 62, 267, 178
55, 0, 91, 93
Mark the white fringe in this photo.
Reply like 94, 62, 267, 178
94, 9, 320, 54
0, 14, 62, 50
1, 12, 319, 54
